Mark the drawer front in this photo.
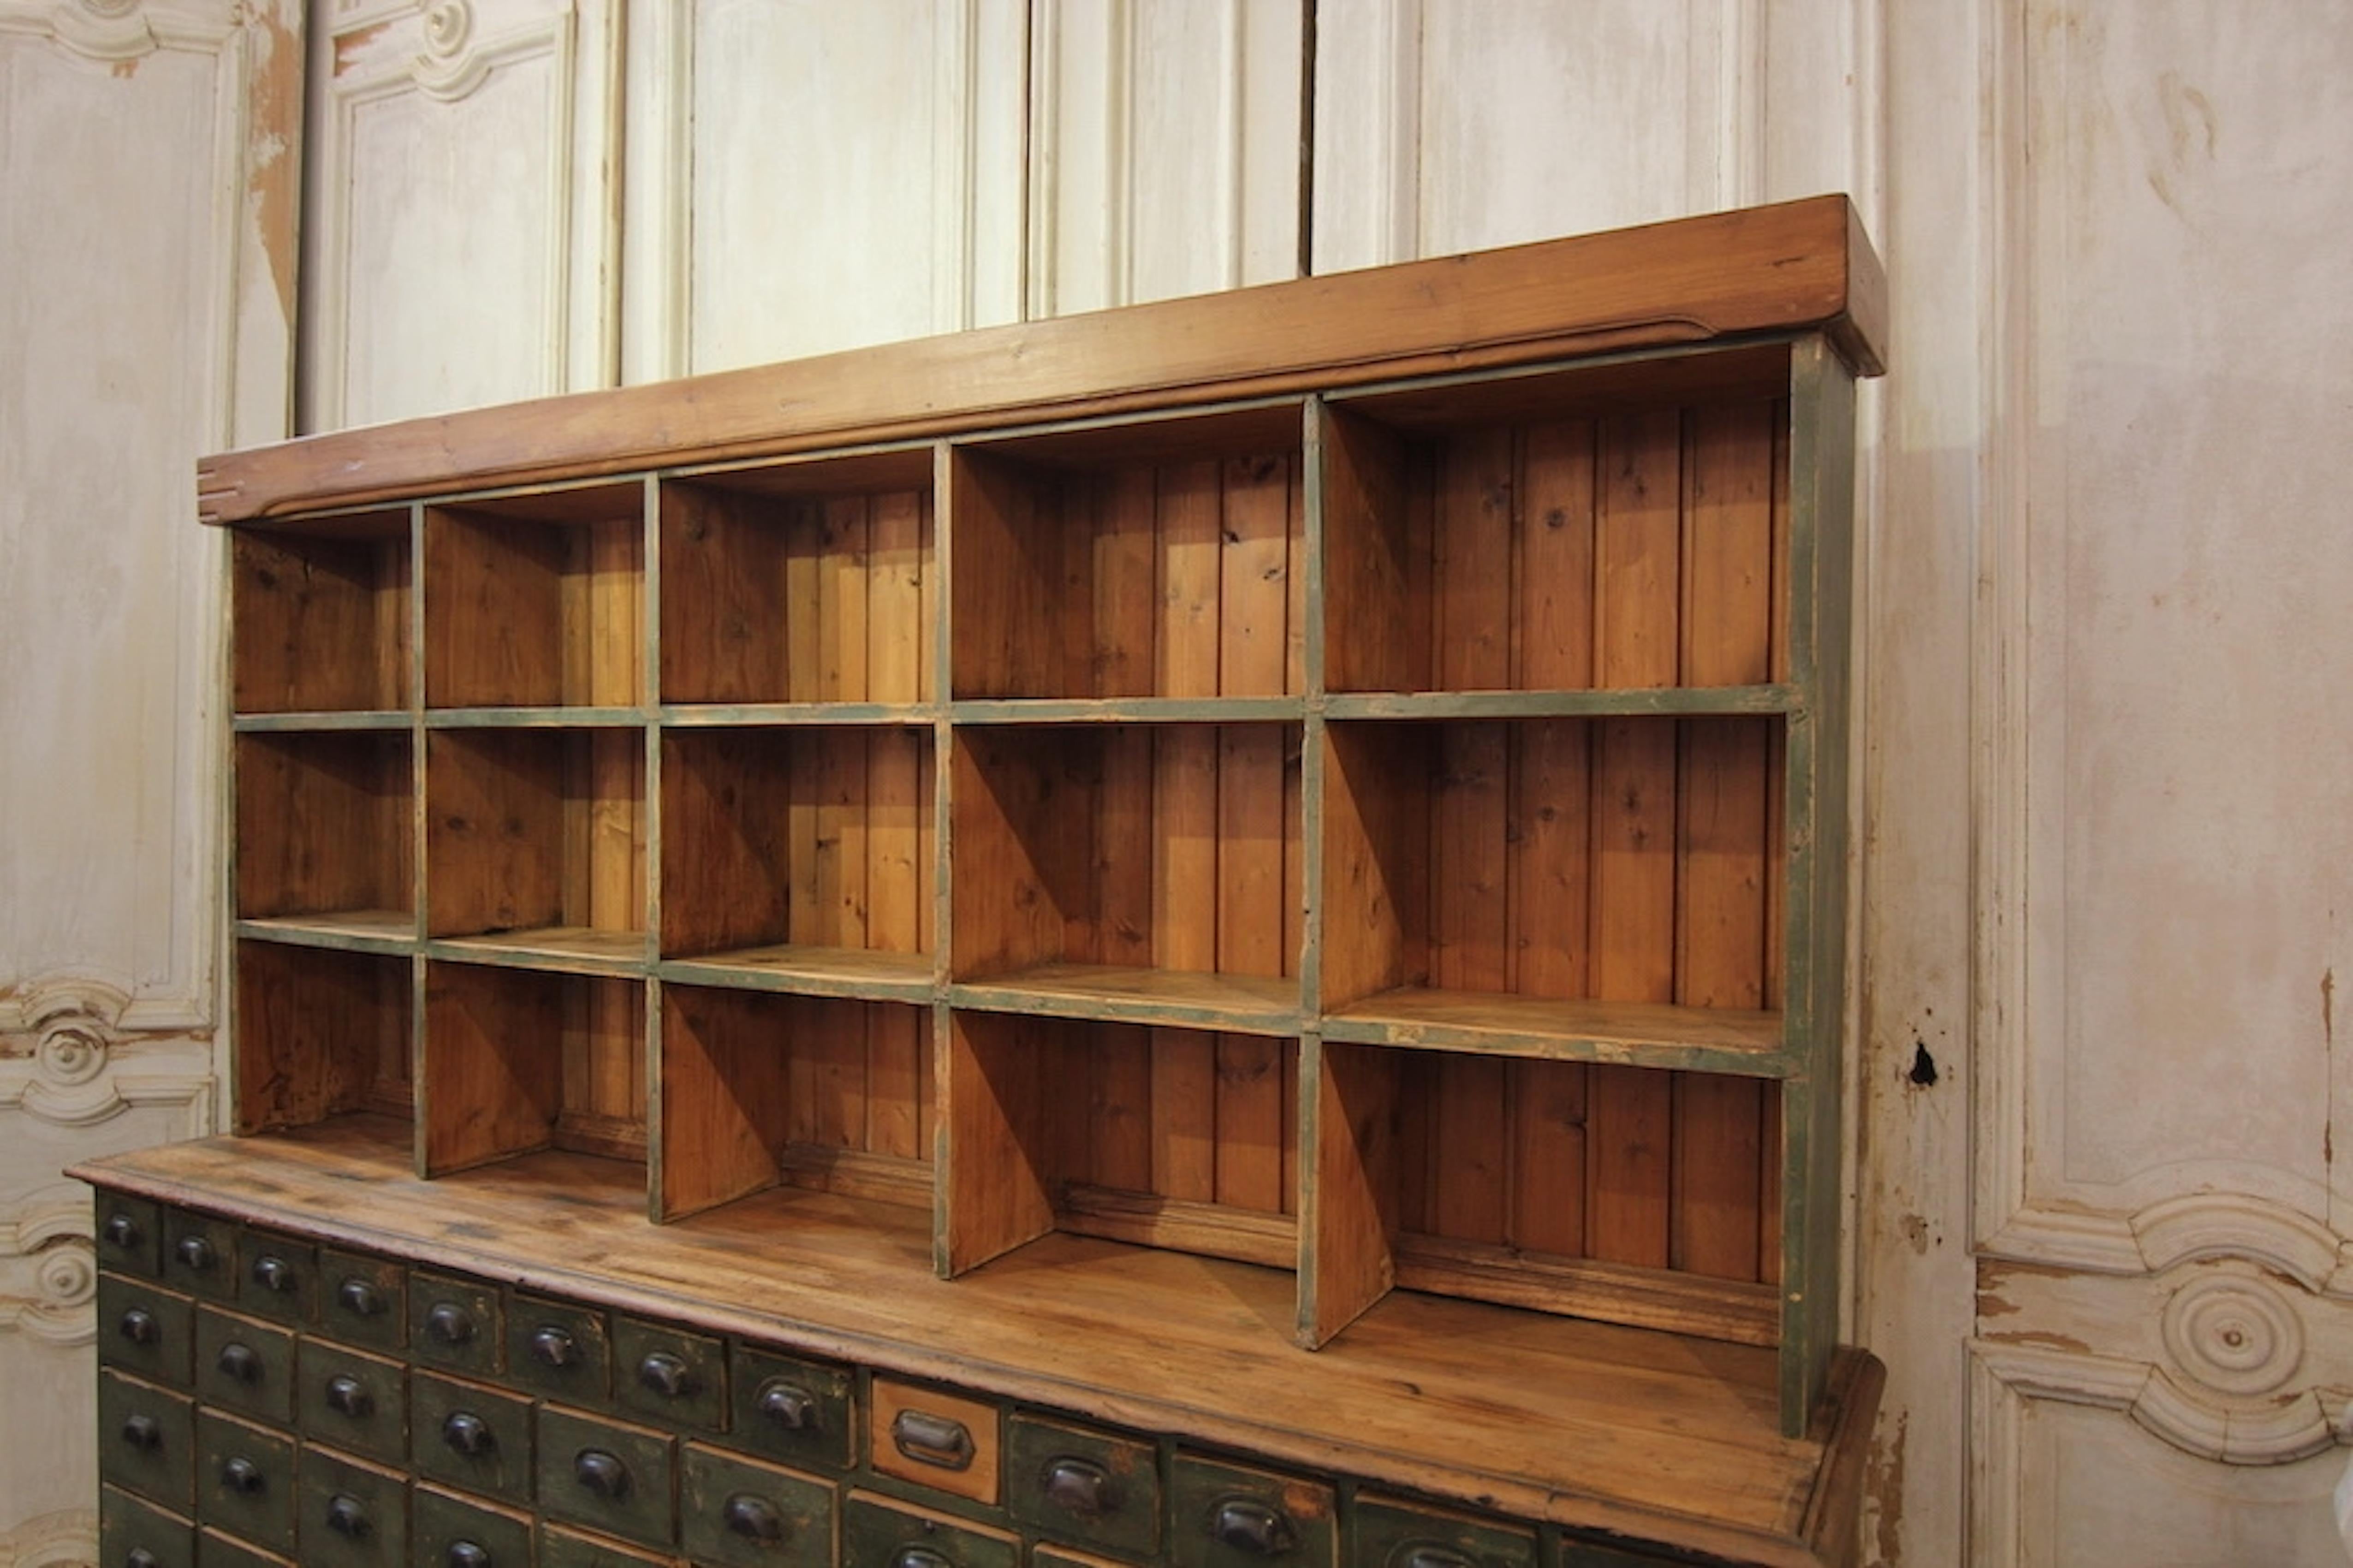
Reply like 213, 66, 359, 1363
414, 1484, 535, 1568
297, 1445, 408, 1568
681, 1443, 835, 1568
506, 1293, 612, 1408
841, 1492, 1017, 1568
195, 1526, 292, 1568
161, 1212, 239, 1303
410, 1271, 504, 1378
412, 1369, 535, 1507
195, 1409, 297, 1557
730, 1345, 854, 1472
868, 1379, 1001, 1507
612, 1314, 726, 1432
234, 1232, 316, 1327
101, 1273, 195, 1389
1032, 1549, 1153, 1568
538, 1405, 677, 1551
539, 1523, 676, 1568
96, 1193, 164, 1279
193, 1307, 296, 1427
1006, 1414, 1160, 1560
1351, 1497, 1538, 1568
1558, 1542, 1677, 1568
316, 1249, 405, 1353
1168, 1455, 1334, 1568
298, 1340, 408, 1468
101, 1481, 194, 1568
101, 1368, 196, 1512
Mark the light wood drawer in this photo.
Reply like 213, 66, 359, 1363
868, 1378, 1001, 1507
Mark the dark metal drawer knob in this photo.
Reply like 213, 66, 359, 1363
101, 1213, 142, 1252
118, 1307, 160, 1347
529, 1326, 579, 1368
125, 1549, 161, 1568
636, 1350, 696, 1399
119, 1414, 163, 1453
573, 1448, 630, 1499
1211, 1498, 1296, 1556
1041, 1455, 1113, 1518
424, 1302, 475, 1344
324, 1494, 370, 1538
1398, 1550, 1476, 1568
216, 1342, 264, 1384
325, 1374, 374, 1418
755, 1378, 817, 1430
891, 1551, 953, 1568
446, 1542, 493, 1568
890, 1408, 974, 1471
220, 1456, 266, 1496
441, 1411, 496, 1458
723, 1493, 785, 1543
336, 1277, 386, 1318
250, 1254, 296, 1294
175, 1235, 216, 1272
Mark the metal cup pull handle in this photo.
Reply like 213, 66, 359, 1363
441, 1411, 495, 1457
119, 1414, 162, 1453
424, 1302, 474, 1345
890, 1408, 974, 1472
325, 1373, 373, 1418
336, 1277, 386, 1318
446, 1543, 493, 1568
101, 1213, 142, 1252
220, 1456, 266, 1496
1211, 1497, 1297, 1556
216, 1342, 263, 1384
636, 1350, 696, 1399
529, 1326, 579, 1368
891, 1551, 952, 1568
756, 1378, 817, 1430
118, 1308, 159, 1347
250, 1255, 296, 1294
574, 1448, 630, 1499
324, 1494, 369, 1539
1041, 1456, 1112, 1517
1398, 1550, 1476, 1568
723, 1493, 785, 1542
175, 1235, 216, 1272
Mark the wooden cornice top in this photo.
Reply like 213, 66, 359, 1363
200, 194, 1884, 525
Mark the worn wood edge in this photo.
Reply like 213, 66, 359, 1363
198, 197, 1884, 524
1056, 1184, 1298, 1271
1796, 1347, 1886, 1568
1390, 1234, 1780, 1347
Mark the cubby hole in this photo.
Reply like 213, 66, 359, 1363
1320, 346, 1792, 695
659, 450, 935, 707
425, 728, 646, 964
232, 942, 412, 1134
941, 1011, 1297, 1276
949, 405, 1305, 701
231, 509, 410, 714
1319, 716, 1784, 1064
951, 723, 1302, 1024
1309, 1044, 1780, 1348
421, 961, 644, 1175
655, 985, 933, 1221
659, 726, 933, 990
422, 481, 644, 708
235, 731, 413, 940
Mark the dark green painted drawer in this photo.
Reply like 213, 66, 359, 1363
538, 1405, 677, 1551
194, 1307, 296, 1426
1351, 1496, 1537, 1568
195, 1525, 291, 1567
234, 1231, 316, 1327
1558, 1538, 1677, 1568
1168, 1455, 1334, 1568
1006, 1413, 1160, 1560
412, 1370, 534, 1507
96, 1194, 164, 1279
1031, 1547, 1152, 1568
613, 1314, 726, 1433
410, 1271, 503, 1378
681, 1442, 834, 1568
161, 1212, 239, 1303
317, 1249, 405, 1353
841, 1491, 1017, 1568
506, 1292, 612, 1407
101, 1272, 195, 1389
101, 1480, 194, 1568
297, 1444, 408, 1568
195, 1408, 297, 1557
539, 1523, 674, 1568
415, 1483, 535, 1568
101, 1368, 195, 1512
300, 1339, 407, 1467
730, 1344, 854, 1472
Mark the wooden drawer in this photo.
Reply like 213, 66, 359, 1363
101, 1481, 194, 1568
195, 1526, 292, 1568
101, 1272, 195, 1389
414, 1484, 535, 1568
613, 1314, 726, 1433
1005, 1413, 1160, 1561
101, 1368, 195, 1512
161, 1212, 239, 1303
841, 1492, 1017, 1568
410, 1271, 504, 1378
681, 1442, 835, 1568
1032, 1548, 1152, 1568
296, 1445, 407, 1568
1168, 1455, 1334, 1568
298, 1340, 407, 1468
730, 1344, 854, 1473
194, 1307, 296, 1427
1350, 1496, 1537, 1568
539, 1523, 676, 1568
537, 1405, 677, 1551
316, 1248, 405, 1353
506, 1292, 612, 1408
412, 1369, 535, 1507
96, 1194, 164, 1279
233, 1231, 317, 1327
869, 1378, 1001, 1507
1558, 1540, 1678, 1568
195, 1408, 297, 1557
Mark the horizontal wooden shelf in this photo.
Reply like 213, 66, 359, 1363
1390, 1232, 1781, 1347
950, 962, 1301, 1034
662, 944, 935, 999
950, 697, 1306, 726
1320, 684, 1799, 720
422, 706, 648, 728
427, 926, 652, 973
231, 709, 411, 732
1321, 988, 1786, 1075
1058, 1183, 1298, 1272
659, 703, 936, 728
235, 910, 415, 952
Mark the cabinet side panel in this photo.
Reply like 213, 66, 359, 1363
658, 985, 788, 1218
941, 1012, 1056, 1273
